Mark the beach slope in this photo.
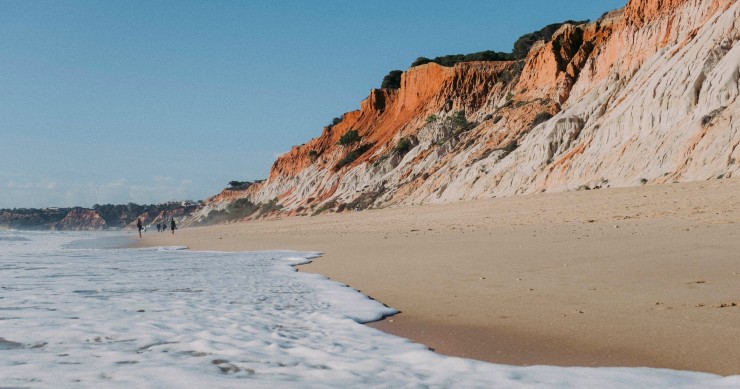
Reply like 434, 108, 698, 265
137, 178, 740, 375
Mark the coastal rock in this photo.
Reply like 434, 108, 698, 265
53, 209, 107, 231
0, 208, 68, 230
190, 0, 740, 223
1, 202, 200, 231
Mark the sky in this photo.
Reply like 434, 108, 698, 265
0, 0, 627, 209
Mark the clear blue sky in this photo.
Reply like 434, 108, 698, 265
0, 0, 626, 208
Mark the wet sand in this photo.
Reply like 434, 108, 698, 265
135, 178, 740, 375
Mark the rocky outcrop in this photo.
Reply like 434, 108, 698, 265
0, 202, 200, 231
192, 0, 740, 222
0, 208, 106, 231
52, 209, 107, 231
0, 208, 68, 230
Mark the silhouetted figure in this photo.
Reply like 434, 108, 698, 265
136, 218, 143, 238
156, 223, 161, 232
170, 218, 176, 235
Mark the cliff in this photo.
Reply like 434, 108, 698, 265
0, 202, 200, 231
192, 0, 739, 223
52, 209, 107, 231
0, 208, 68, 230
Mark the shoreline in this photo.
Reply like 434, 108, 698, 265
134, 179, 740, 376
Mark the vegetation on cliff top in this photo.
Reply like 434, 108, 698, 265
380, 70, 403, 89
375, 19, 590, 91
0, 201, 200, 230
228, 180, 253, 190
410, 50, 513, 68
0, 207, 69, 230
511, 20, 588, 60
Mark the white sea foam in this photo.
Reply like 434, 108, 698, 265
0, 231, 737, 388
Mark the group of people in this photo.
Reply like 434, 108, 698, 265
136, 217, 176, 238
156, 219, 176, 234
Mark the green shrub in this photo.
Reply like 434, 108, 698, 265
432, 111, 475, 146
411, 57, 432, 67
335, 143, 373, 170
232, 198, 255, 208
337, 129, 361, 147
259, 198, 282, 215
228, 198, 260, 219
426, 114, 438, 123
228, 180, 252, 190
381, 70, 403, 89
448, 111, 472, 133
394, 137, 413, 155
308, 150, 320, 162
410, 50, 513, 68
313, 199, 338, 215
344, 189, 385, 211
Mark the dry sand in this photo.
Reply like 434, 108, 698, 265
136, 178, 740, 375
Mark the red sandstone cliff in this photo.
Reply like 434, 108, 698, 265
53, 209, 107, 231
191, 0, 739, 223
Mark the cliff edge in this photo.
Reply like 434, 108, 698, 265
192, 0, 739, 223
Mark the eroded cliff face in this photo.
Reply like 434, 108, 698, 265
52, 209, 107, 231
192, 0, 740, 223
123, 206, 197, 230
0, 209, 68, 230
0, 208, 107, 231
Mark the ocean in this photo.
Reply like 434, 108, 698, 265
0, 230, 736, 388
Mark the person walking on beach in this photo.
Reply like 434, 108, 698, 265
136, 218, 143, 238
170, 218, 176, 235
156, 222, 161, 232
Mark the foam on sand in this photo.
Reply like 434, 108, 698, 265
1, 231, 737, 388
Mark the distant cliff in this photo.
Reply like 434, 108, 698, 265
191, 0, 739, 224
0, 208, 71, 231
52, 208, 107, 231
0, 201, 200, 231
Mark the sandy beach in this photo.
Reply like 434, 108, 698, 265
136, 178, 740, 376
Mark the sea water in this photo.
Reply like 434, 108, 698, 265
0, 231, 737, 388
